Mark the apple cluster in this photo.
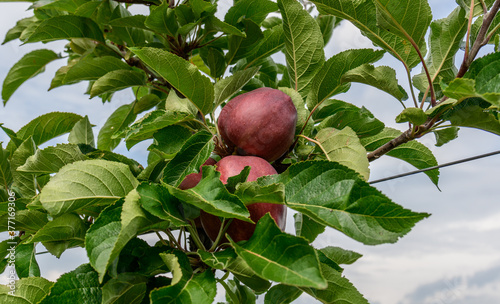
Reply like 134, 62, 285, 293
181, 87, 298, 243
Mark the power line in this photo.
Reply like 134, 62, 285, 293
369, 150, 500, 184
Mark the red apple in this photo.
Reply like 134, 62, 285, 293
200, 155, 287, 243
178, 157, 217, 190
218, 87, 297, 162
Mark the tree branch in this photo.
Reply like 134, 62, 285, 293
457, 0, 500, 77
367, 129, 413, 162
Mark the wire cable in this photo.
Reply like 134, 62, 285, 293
369, 149, 500, 184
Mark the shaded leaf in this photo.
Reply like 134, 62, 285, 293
0, 277, 53, 304
320, 246, 362, 265
30, 213, 87, 244
63, 56, 131, 85
15, 243, 40, 278
434, 127, 459, 147
136, 182, 186, 226
264, 284, 302, 304
294, 212, 325, 243
213, 67, 260, 110
101, 273, 148, 304
224, 0, 278, 27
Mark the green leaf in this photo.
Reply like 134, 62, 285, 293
101, 273, 148, 304
204, 16, 245, 37
226, 20, 264, 64
234, 181, 285, 206
162, 130, 214, 187
374, 0, 432, 56
213, 66, 260, 109
294, 212, 326, 243
17, 143, 86, 174
395, 107, 428, 125
145, 3, 178, 36
434, 126, 459, 147
148, 125, 192, 159
243, 25, 285, 69
307, 49, 384, 110
119, 110, 193, 150
63, 56, 132, 85
11, 138, 37, 198
8, 112, 83, 149
150, 251, 217, 304
279, 87, 313, 136
167, 166, 251, 222
90, 69, 147, 98
136, 182, 186, 226
341, 64, 408, 101
86, 189, 155, 282
413, 7, 468, 94
442, 78, 500, 106
197, 248, 272, 293
317, 14, 339, 46
130, 47, 214, 115
30, 213, 87, 244
279, 0, 325, 98
315, 127, 370, 180
311, 0, 422, 68
0, 277, 53, 304
0, 143, 12, 187
25, 15, 104, 43
260, 161, 430, 244
15, 243, 40, 278
224, 279, 256, 304
37, 0, 90, 13
39, 159, 139, 216
2, 16, 38, 45
133, 93, 161, 114
300, 263, 369, 303
230, 213, 327, 288
456, 0, 495, 17
164, 90, 199, 116
0, 210, 48, 233
264, 284, 302, 304
68, 116, 95, 148
320, 246, 362, 265
97, 103, 137, 151
314, 99, 385, 138
361, 127, 440, 185
84, 149, 143, 177
441, 98, 500, 135
224, 0, 278, 27
39, 264, 101, 304
2, 49, 60, 104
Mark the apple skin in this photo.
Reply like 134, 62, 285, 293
218, 87, 297, 162
178, 157, 217, 190
200, 155, 287, 243
178, 157, 217, 229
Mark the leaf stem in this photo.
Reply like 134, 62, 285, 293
297, 134, 330, 161
208, 218, 233, 252
187, 220, 206, 251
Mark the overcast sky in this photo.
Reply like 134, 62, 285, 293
1, 1, 500, 304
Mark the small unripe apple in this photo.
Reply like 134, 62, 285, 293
200, 155, 287, 243
218, 87, 297, 162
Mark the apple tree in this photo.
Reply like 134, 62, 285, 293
0, 0, 499, 303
